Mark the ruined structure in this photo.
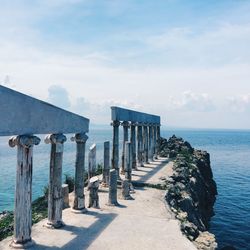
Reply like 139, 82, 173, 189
0, 85, 89, 247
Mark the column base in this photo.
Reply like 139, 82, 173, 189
71, 207, 87, 214
101, 182, 109, 188
10, 238, 34, 249
44, 220, 65, 229
106, 201, 120, 207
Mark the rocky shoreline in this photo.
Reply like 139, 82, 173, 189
159, 135, 218, 250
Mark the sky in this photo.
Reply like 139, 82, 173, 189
1, 0, 250, 129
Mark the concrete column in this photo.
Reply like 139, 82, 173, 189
9, 135, 40, 247
107, 169, 118, 206
88, 144, 96, 179
124, 141, 132, 182
137, 124, 143, 167
130, 122, 137, 170
153, 125, 157, 159
71, 133, 88, 212
102, 141, 110, 187
88, 176, 100, 208
45, 133, 67, 229
121, 121, 129, 174
148, 125, 153, 161
143, 125, 149, 164
111, 120, 120, 178
156, 125, 161, 157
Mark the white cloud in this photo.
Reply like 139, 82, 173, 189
228, 94, 250, 113
47, 85, 71, 110
169, 91, 216, 112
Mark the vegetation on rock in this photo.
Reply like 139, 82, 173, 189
159, 135, 218, 249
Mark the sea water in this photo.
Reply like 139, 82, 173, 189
0, 129, 249, 249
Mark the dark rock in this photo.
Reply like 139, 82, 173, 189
161, 135, 217, 248
181, 221, 199, 240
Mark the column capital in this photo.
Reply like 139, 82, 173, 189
136, 122, 143, 127
9, 135, 41, 148
44, 133, 67, 144
111, 120, 121, 127
121, 121, 130, 127
130, 122, 136, 126
71, 133, 88, 143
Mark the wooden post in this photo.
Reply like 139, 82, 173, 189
143, 125, 149, 163
45, 133, 67, 229
9, 135, 40, 247
88, 144, 96, 179
121, 121, 129, 174
111, 120, 120, 178
107, 169, 118, 206
102, 141, 110, 187
137, 124, 143, 167
130, 122, 137, 170
71, 133, 88, 212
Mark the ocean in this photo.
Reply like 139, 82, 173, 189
0, 129, 249, 249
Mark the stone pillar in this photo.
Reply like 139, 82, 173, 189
107, 169, 118, 206
153, 125, 157, 159
124, 142, 132, 182
88, 176, 100, 209
88, 144, 96, 179
121, 121, 129, 174
143, 125, 149, 164
45, 133, 67, 229
102, 141, 110, 187
156, 125, 161, 157
137, 124, 143, 167
148, 125, 153, 161
71, 133, 88, 212
62, 184, 69, 209
9, 135, 40, 247
130, 122, 137, 170
111, 120, 120, 178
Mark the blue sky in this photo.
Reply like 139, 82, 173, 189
1, 0, 250, 128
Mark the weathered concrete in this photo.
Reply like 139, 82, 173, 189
148, 125, 154, 161
143, 125, 149, 163
111, 121, 120, 178
8, 135, 40, 247
45, 133, 67, 229
71, 133, 88, 211
62, 184, 70, 209
88, 144, 96, 179
121, 121, 129, 174
124, 142, 132, 182
0, 85, 89, 136
107, 169, 118, 206
111, 106, 160, 124
137, 125, 143, 167
102, 141, 110, 186
0, 159, 196, 250
88, 176, 100, 209
130, 122, 137, 170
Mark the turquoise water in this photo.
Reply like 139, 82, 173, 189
0, 129, 250, 249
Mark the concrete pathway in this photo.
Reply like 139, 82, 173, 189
0, 158, 196, 250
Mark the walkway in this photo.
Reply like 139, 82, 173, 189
0, 158, 196, 250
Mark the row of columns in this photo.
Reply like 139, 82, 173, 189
112, 121, 161, 179
8, 132, 88, 247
